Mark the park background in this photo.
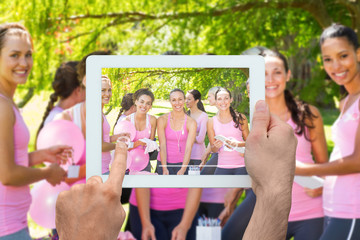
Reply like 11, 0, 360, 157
2, 0, 360, 238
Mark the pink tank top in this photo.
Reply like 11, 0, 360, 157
324, 95, 360, 218
287, 118, 324, 221
213, 116, 245, 168
131, 113, 152, 147
190, 112, 208, 160
165, 113, 188, 163
102, 114, 111, 173
130, 113, 189, 210
0, 94, 31, 237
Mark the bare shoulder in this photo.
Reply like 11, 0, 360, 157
0, 98, 15, 125
149, 114, 157, 123
239, 113, 248, 121
305, 104, 324, 129
187, 115, 196, 125
339, 98, 346, 112
239, 113, 249, 125
157, 113, 168, 126
308, 105, 321, 117
207, 117, 214, 127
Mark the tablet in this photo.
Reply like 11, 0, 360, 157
86, 55, 265, 187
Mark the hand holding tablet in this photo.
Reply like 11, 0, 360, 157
55, 141, 128, 239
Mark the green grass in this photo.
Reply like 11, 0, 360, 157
21, 93, 338, 237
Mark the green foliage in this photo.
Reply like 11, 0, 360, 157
103, 67, 248, 113
2, 0, 359, 107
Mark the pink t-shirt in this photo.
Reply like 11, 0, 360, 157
130, 113, 189, 210
130, 188, 189, 211
0, 95, 31, 237
323, 96, 360, 218
213, 116, 244, 168
287, 118, 324, 221
190, 112, 208, 160
102, 114, 111, 173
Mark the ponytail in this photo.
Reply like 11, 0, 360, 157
113, 93, 134, 132
229, 106, 245, 129
284, 90, 317, 141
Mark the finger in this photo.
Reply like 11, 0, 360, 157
105, 142, 127, 195
54, 145, 73, 153
87, 175, 103, 185
171, 231, 177, 240
248, 100, 270, 139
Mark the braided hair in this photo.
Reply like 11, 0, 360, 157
37, 61, 80, 137
113, 93, 134, 131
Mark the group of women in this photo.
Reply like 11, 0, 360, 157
0, 21, 359, 240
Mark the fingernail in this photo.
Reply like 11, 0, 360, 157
255, 100, 266, 112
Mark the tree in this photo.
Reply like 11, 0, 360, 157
2, 0, 359, 107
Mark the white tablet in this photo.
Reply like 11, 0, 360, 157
86, 55, 265, 187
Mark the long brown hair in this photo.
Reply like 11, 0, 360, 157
215, 87, 245, 129
260, 49, 317, 141
36, 61, 80, 138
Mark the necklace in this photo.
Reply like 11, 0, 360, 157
174, 128, 183, 152
170, 113, 185, 152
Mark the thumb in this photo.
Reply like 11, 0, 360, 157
249, 100, 270, 139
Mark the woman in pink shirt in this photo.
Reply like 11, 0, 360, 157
207, 87, 249, 174
185, 89, 208, 166
297, 24, 360, 239
130, 89, 200, 240
124, 88, 157, 172
113, 93, 136, 132
222, 49, 329, 240
100, 75, 115, 174
0, 23, 69, 239
157, 88, 197, 175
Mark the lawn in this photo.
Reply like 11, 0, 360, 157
19, 92, 338, 238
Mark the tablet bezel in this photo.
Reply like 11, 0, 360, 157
86, 55, 264, 187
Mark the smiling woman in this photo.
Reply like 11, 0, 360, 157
0, 23, 69, 240
296, 24, 360, 240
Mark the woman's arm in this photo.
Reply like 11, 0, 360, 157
195, 114, 208, 144
302, 106, 328, 197
171, 188, 202, 240
102, 115, 116, 152
29, 145, 72, 166
307, 106, 328, 164
157, 114, 169, 175
150, 115, 157, 140
199, 144, 212, 167
296, 102, 360, 176
207, 118, 223, 153
136, 188, 157, 240
177, 117, 196, 175
0, 100, 66, 186
240, 114, 249, 141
